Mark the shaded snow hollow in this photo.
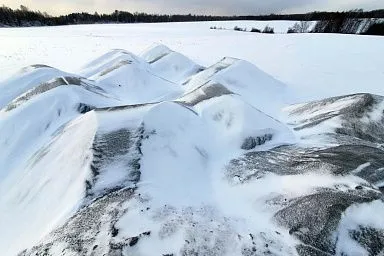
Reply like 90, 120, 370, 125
0, 44, 383, 256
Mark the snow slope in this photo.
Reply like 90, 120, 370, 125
141, 44, 203, 83
284, 93, 384, 145
0, 41, 383, 256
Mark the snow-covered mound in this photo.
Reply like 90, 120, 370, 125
182, 57, 293, 118
81, 49, 183, 104
141, 44, 204, 83
1, 45, 383, 256
285, 93, 384, 145
0, 65, 69, 109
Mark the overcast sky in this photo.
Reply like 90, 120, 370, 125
1, 0, 383, 15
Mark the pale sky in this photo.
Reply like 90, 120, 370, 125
1, 0, 383, 16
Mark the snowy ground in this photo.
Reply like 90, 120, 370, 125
1, 21, 384, 101
0, 21, 384, 256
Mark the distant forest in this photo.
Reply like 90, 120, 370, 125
1, 5, 384, 35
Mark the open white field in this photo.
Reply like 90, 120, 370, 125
1, 21, 383, 101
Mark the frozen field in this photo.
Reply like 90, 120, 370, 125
1, 21, 383, 101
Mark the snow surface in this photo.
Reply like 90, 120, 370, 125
0, 43, 298, 255
1, 21, 384, 101
336, 200, 384, 255
0, 21, 383, 256
0, 112, 97, 254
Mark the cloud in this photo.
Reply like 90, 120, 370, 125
2, 0, 383, 15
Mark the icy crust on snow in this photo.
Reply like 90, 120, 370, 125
0, 45, 383, 256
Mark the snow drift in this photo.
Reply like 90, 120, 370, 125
0, 45, 383, 256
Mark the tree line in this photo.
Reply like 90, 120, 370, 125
1, 5, 384, 29
0, 5, 234, 26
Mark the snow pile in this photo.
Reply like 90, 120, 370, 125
336, 200, 384, 255
182, 57, 293, 118
81, 49, 183, 104
0, 111, 98, 254
0, 65, 69, 109
284, 93, 384, 145
0, 44, 383, 256
141, 44, 203, 83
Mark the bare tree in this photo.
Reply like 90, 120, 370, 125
299, 21, 311, 32
288, 21, 311, 33
262, 25, 274, 33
